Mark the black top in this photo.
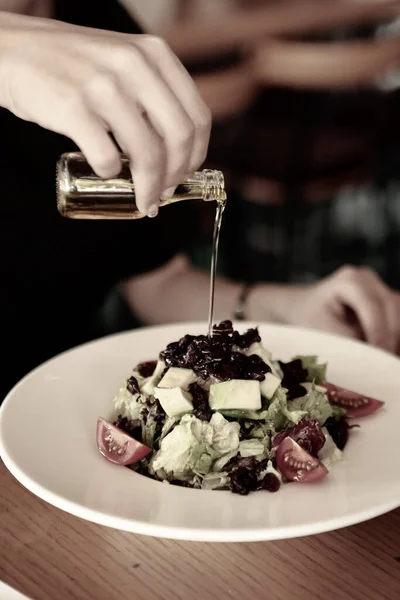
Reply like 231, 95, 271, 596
0, 1, 194, 396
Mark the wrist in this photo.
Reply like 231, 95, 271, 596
233, 283, 252, 321
245, 283, 300, 323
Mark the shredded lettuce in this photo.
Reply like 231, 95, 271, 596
220, 409, 268, 421
113, 383, 142, 420
212, 450, 238, 472
160, 416, 177, 440
188, 444, 214, 476
331, 405, 347, 419
239, 438, 266, 458
266, 387, 306, 430
289, 383, 333, 425
150, 416, 203, 480
295, 355, 327, 385
248, 423, 274, 442
150, 413, 240, 481
221, 388, 307, 432
210, 412, 241, 454
202, 472, 230, 490
141, 419, 157, 448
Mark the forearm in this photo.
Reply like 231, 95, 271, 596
120, 254, 242, 325
161, 0, 400, 61
253, 38, 400, 89
120, 254, 297, 326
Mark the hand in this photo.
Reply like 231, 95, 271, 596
248, 266, 400, 353
0, 12, 211, 215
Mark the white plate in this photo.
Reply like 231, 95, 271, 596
1, 322, 399, 542
0, 582, 32, 600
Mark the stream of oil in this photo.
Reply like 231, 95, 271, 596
207, 195, 227, 338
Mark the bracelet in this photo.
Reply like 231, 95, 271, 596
234, 284, 252, 321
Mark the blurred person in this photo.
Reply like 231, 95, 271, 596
1, 0, 398, 410
117, 0, 400, 353
0, 0, 211, 399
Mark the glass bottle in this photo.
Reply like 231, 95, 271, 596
56, 152, 226, 219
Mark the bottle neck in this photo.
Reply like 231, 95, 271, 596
162, 170, 226, 205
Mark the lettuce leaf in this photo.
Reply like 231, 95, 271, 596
289, 383, 333, 425
220, 409, 268, 421
247, 423, 274, 441
188, 444, 214, 476
295, 355, 327, 385
266, 387, 306, 430
202, 472, 230, 490
112, 383, 142, 420
331, 405, 347, 419
141, 420, 157, 448
210, 412, 241, 455
239, 438, 266, 458
212, 450, 238, 472
160, 416, 177, 441
150, 413, 240, 481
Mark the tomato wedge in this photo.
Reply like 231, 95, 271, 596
323, 382, 384, 418
96, 417, 151, 466
276, 438, 328, 483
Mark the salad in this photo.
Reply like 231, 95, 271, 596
97, 321, 384, 495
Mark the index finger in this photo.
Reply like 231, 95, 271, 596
139, 37, 211, 174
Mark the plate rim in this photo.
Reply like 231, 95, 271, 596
2, 448, 400, 542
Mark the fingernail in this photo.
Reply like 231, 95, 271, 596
161, 186, 176, 200
147, 204, 159, 218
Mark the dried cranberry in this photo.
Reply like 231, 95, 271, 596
213, 320, 234, 336
139, 397, 166, 440
233, 327, 261, 349
113, 415, 142, 442
226, 455, 257, 473
259, 473, 281, 493
127, 376, 140, 395
160, 322, 270, 383
279, 359, 308, 400
325, 416, 359, 451
230, 467, 258, 495
134, 361, 157, 378
189, 382, 212, 422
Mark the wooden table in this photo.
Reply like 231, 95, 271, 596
1, 461, 399, 600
